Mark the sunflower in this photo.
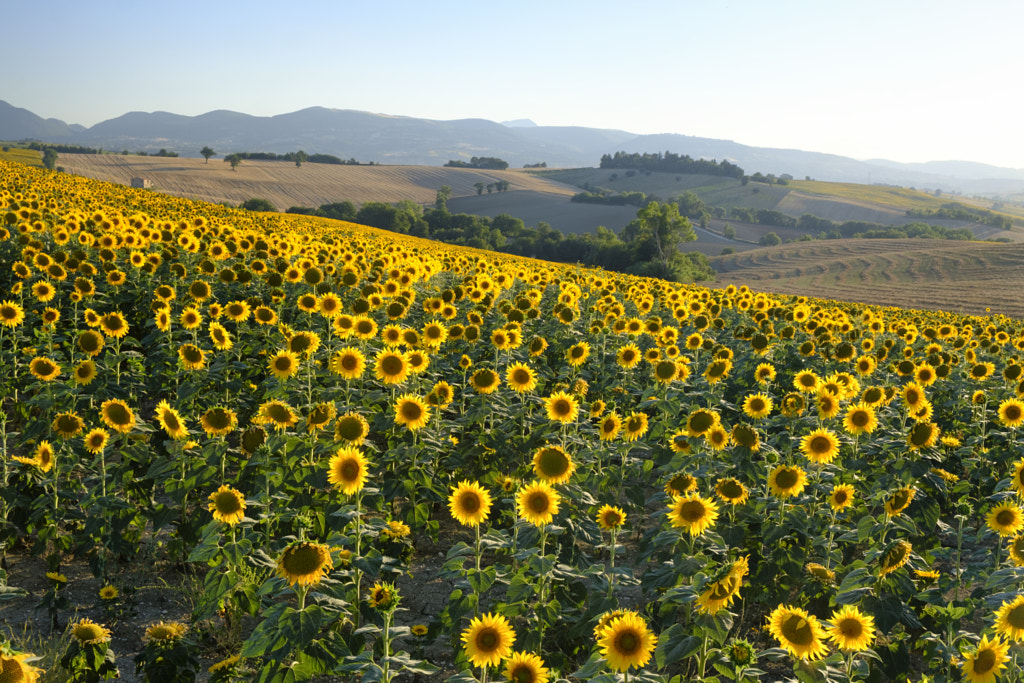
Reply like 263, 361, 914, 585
801, 428, 840, 464
449, 480, 493, 527
72, 360, 97, 386
987, 502, 1024, 537
901, 382, 928, 411
715, 478, 749, 505
374, 350, 409, 385
83, 428, 110, 454
696, 556, 749, 614
0, 300, 25, 328
842, 402, 878, 436
28, 356, 61, 382
793, 370, 820, 393
208, 485, 246, 525
566, 341, 590, 367
52, 411, 85, 439
253, 400, 300, 431
306, 402, 336, 433
381, 520, 411, 539
622, 412, 649, 442
277, 541, 334, 587
506, 363, 537, 393
816, 391, 841, 420
754, 362, 776, 385
686, 408, 720, 436
155, 400, 188, 440
742, 393, 773, 419
144, 620, 188, 643
907, 422, 940, 451
76, 329, 105, 357
288, 331, 321, 357
208, 322, 233, 351
597, 612, 655, 672
668, 428, 691, 453
991, 594, 1024, 642
367, 581, 399, 611
100, 399, 136, 433
71, 617, 112, 645
998, 398, 1024, 429
543, 391, 578, 424
394, 394, 430, 431
532, 445, 575, 485
665, 472, 698, 497
827, 605, 875, 651
462, 612, 516, 669
99, 312, 129, 338
0, 650, 43, 682
254, 305, 278, 326
961, 635, 1009, 683
268, 350, 300, 380
330, 347, 366, 380
667, 493, 719, 537
884, 487, 916, 517
596, 504, 626, 530
769, 465, 808, 498
200, 407, 237, 437
32, 280, 56, 302
616, 343, 642, 369
518, 481, 561, 526
767, 604, 829, 660
470, 368, 501, 395
877, 539, 913, 576
334, 412, 369, 445
503, 651, 549, 683
598, 412, 622, 441
829, 484, 856, 512
328, 446, 369, 495
731, 424, 760, 452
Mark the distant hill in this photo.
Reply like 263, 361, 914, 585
3, 99, 1024, 194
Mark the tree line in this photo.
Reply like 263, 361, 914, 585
285, 197, 713, 283
906, 202, 1012, 230
444, 157, 509, 170
599, 151, 745, 179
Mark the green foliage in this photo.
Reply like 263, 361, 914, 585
444, 156, 509, 170
241, 198, 277, 212
600, 150, 744, 178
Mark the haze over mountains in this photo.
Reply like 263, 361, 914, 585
3, 99, 1023, 195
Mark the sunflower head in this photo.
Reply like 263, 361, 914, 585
596, 504, 626, 531
71, 617, 112, 645
277, 541, 334, 587
667, 493, 720, 537
328, 446, 369, 496
532, 445, 575, 485
518, 481, 561, 527
461, 612, 516, 668
597, 612, 655, 672
449, 480, 492, 527
767, 604, 829, 660
827, 605, 875, 652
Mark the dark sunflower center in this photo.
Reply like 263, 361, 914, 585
834, 491, 849, 505
552, 399, 571, 416
839, 618, 862, 637
401, 402, 423, 421
973, 649, 996, 674
476, 628, 499, 652
537, 449, 569, 477
183, 346, 203, 363
206, 410, 231, 429
511, 665, 534, 683
1006, 605, 1024, 629
910, 424, 934, 446
781, 614, 814, 646
512, 369, 530, 384
106, 404, 131, 425
459, 492, 481, 513
215, 491, 242, 514
655, 361, 676, 379
528, 492, 550, 513
615, 630, 639, 654
997, 510, 1016, 526
690, 413, 713, 433
268, 405, 291, 422
381, 356, 403, 375
283, 545, 323, 575
776, 469, 799, 489
749, 399, 765, 412
1006, 406, 1023, 421
340, 460, 360, 481
720, 481, 743, 498
681, 500, 706, 522
851, 411, 870, 426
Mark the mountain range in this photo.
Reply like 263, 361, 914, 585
3, 99, 1023, 195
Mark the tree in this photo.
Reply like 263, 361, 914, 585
760, 232, 782, 246
621, 201, 696, 270
241, 198, 276, 212
435, 185, 452, 211
42, 149, 58, 170
474, 182, 485, 196
225, 154, 241, 171
294, 150, 309, 168
723, 224, 736, 240
200, 146, 216, 163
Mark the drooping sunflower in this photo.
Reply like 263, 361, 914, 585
448, 480, 493, 527
503, 651, 549, 683
29, 356, 61, 382
987, 502, 1024, 537
374, 350, 409, 385
877, 539, 913, 576
696, 556, 749, 614
0, 649, 44, 682
543, 391, 578, 424
71, 617, 112, 645
829, 484, 856, 512
470, 368, 501, 395
768, 465, 808, 499
597, 611, 655, 673
961, 635, 1009, 683
334, 412, 369, 445
884, 487, 916, 517
208, 322, 233, 351
827, 605, 875, 652
253, 400, 300, 431
328, 446, 369, 495
208, 485, 246, 525
801, 428, 840, 464
518, 481, 561, 527
998, 398, 1024, 429
277, 541, 334, 587
506, 363, 538, 393
532, 445, 576, 485
144, 620, 188, 643
52, 411, 85, 439
100, 399, 136, 433
461, 612, 516, 669
268, 350, 300, 380
667, 493, 720, 537
596, 504, 626, 531
767, 604, 829, 660
330, 347, 366, 380
394, 394, 430, 431
154, 400, 188, 440
200, 407, 237, 437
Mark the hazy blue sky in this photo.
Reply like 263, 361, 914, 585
3, 0, 1022, 167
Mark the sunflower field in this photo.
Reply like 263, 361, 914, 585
2, 158, 1024, 683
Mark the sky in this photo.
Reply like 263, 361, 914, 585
3, 0, 1023, 168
